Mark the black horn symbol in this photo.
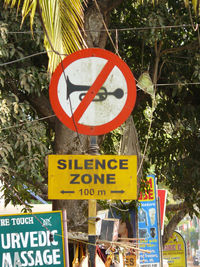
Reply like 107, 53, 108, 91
66, 76, 124, 102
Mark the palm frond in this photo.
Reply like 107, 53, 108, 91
192, 0, 198, 12
4, 0, 87, 73
39, 0, 87, 73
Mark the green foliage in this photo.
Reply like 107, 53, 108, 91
100, 128, 122, 155
0, 8, 51, 207
109, 0, 200, 214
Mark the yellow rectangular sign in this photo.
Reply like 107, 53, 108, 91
48, 155, 137, 200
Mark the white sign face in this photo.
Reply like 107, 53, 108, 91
49, 48, 137, 135
58, 57, 127, 126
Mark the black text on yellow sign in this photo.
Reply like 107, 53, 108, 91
48, 155, 137, 200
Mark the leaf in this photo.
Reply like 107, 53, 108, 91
137, 71, 155, 97
4, 0, 88, 73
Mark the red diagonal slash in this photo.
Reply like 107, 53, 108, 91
73, 60, 115, 122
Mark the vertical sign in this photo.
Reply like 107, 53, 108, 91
158, 189, 167, 235
0, 211, 65, 267
138, 175, 161, 267
163, 231, 187, 267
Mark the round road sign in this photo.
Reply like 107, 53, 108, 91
49, 48, 136, 135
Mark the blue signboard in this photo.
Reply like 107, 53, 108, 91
0, 211, 65, 266
138, 175, 160, 266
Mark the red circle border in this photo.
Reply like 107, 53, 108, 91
49, 48, 137, 136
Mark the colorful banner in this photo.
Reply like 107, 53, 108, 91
163, 231, 187, 267
138, 175, 161, 266
158, 189, 167, 235
0, 211, 65, 267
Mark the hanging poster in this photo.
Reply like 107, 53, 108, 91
138, 175, 161, 267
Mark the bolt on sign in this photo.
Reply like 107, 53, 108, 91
0, 211, 65, 267
48, 155, 137, 200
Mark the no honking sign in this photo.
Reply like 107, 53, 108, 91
49, 48, 137, 135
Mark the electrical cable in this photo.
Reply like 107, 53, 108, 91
0, 50, 68, 66
156, 82, 200, 86
0, 51, 48, 66
94, 0, 120, 57
0, 114, 56, 131
6, 24, 194, 34
0, 79, 199, 133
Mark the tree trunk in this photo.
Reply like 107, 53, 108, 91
52, 119, 89, 231
119, 116, 143, 194
163, 208, 189, 245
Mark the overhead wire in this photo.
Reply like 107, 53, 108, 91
0, 49, 199, 87
156, 82, 200, 86
6, 24, 195, 34
0, 51, 48, 66
0, 114, 56, 131
2, 48, 200, 88
1, 78, 199, 133
94, 0, 120, 57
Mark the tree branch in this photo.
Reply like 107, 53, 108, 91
26, 179, 48, 198
98, 0, 123, 13
160, 41, 199, 56
163, 208, 189, 245
153, 41, 163, 84
166, 201, 188, 212
27, 93, 55, 128
4, 77, 55, 128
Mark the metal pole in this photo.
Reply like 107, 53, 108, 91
157, 197, 163, 267
62, 209, 70, 267
88, 136, 99, 267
